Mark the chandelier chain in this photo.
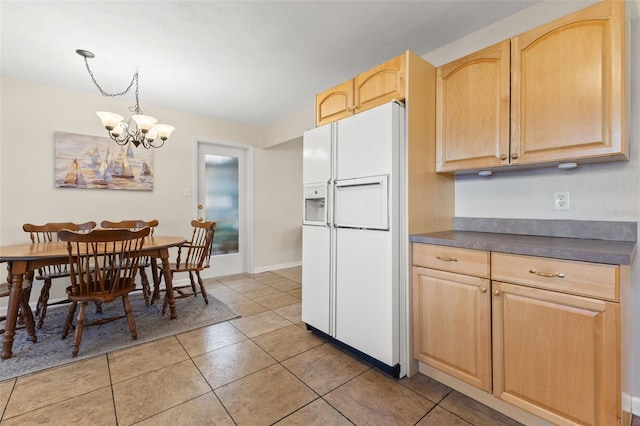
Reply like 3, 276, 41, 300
82, 57, 138, 99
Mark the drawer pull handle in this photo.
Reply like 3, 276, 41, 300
493, 290, 501, 296
529, 269, 565, 278
479, 287, 487, 293
435, 256, 458, 262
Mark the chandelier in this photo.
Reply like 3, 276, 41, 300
76, 49, 175, 149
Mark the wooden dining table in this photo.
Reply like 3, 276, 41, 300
0, 235, 186, 360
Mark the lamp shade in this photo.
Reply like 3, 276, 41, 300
154, 124, 175, 140
132, 114, 158, 133
96, 111, 124, 130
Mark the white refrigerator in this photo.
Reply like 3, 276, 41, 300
302, 101, 408, 378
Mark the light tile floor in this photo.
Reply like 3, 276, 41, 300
1, 266, 638, 425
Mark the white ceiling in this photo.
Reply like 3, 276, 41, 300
0, 0, 547, 127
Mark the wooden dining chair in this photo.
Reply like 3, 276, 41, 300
100, 219, 159, 305
22, 221, 97, 328
155, 220, 216, 315
58, 227, 150, 357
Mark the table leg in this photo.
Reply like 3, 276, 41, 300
21, 271, 37, 343
2, 261, 29, 360
159, 248, 177, 319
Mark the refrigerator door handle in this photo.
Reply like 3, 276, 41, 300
326, 180, 332, 227
335, 180, 383, 189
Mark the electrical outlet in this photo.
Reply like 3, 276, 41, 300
554, 192, 570, 210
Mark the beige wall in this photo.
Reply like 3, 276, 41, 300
262, 104, 314, 149
254, 137, 303, 271
0, 76, 301, 274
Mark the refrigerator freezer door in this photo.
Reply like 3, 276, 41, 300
303, 123, 332, 185
336, 102, 400, 180
334, 175, 389, 230
301, 225, 332, 335
335, 227, 398, 367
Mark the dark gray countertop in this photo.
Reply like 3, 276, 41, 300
410, 219, 637, 265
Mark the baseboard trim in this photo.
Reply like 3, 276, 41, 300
633, 395, 640, 416
253, 261, 301, 274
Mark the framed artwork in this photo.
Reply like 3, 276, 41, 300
54, 131, 154, 191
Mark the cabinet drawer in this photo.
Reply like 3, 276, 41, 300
412, 244, 489, 278
491, 252, 619, 301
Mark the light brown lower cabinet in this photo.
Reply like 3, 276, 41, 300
412, 244, 630, 426
492, 280, 618, 425
412, 266, 492, 392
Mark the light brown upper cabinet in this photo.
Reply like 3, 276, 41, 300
436, 0, 628, 173
436, 40, 510, 172
316, 54, 406, 126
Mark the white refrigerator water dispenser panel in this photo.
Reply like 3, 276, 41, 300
303, 184, 327, 225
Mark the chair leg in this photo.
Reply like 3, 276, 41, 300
20, 290, 37, 343
35, 278, 52, 328
188, 272, 197, 297
14, 278, 33, 327
161, 291, 169, 316
196, 271, 209, 305
160, 270, 174, 316
151, 266, 163, 305
72, 302, 88, 357
139, 265, 151, 305
94, 301, 103, 314
122, 295, 137, 340
62, 301, 77, 339
150, 258, 160, 302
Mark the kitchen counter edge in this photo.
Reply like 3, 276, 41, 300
410, 230, 636, 265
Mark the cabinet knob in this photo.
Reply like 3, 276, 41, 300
198, 217, 204, 222
511, 153, 519, 159
500, 154, 507, 160
493, 290, 501, 296
479, 287, 487, 293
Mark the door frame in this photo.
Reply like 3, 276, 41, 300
194, 137, 255, 277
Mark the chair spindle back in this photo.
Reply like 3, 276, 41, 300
58, 228, 150, 301
100, 219, 159, 236
176, 220, 216, 269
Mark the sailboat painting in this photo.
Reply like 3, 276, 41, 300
54, 131, 154, 191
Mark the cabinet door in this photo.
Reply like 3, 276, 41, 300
436, 41, 510, 172
511, 0, 627, 165
412, 266, 491, 392
354, 53, 406, 115
316, 79, 354, 126
492, 281, 619, 425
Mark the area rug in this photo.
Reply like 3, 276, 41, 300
0, 290, 239, 382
